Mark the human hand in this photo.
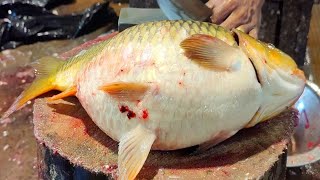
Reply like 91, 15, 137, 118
206, 0, 265, 38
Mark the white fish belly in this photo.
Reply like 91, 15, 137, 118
76, 42, 262, 150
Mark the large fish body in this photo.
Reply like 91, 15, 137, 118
2, 20, 305, 180
76, 21, 261, 150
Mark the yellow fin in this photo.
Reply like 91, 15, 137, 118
99, 82, 149, 101
118, 125, 156, 180
31, 56, 64, 77
180, 34, 241, 71
1, 56, 63, 120
48, 86, 77, 101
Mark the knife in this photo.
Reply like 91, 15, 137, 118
157, 0, 212, 21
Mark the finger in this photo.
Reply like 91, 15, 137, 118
205, 0, 221, 9
220, 9, 251, 30
205, 0, 217, 9
237, 22, 256, 34
211, 2, 237, 24
249, 28, 258, 39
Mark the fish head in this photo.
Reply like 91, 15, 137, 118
234, 29, 306, 127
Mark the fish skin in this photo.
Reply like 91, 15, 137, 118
75, 20, 262, 149
74, 21, 264, 180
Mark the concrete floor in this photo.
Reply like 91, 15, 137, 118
0, 1, 319, 180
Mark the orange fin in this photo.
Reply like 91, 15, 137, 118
99, 82, 149, 101
180, 34, 241, 71
118, 125, 156, 180
48, 86, 77, 101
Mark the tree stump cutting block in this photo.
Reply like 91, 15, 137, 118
33, 97, 297, 179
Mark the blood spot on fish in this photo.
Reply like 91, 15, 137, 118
127, 110, 136, 119
142, 109, 149, 120
136, 100, 142, 106
116, 68, 127, 76
307, 141, 315, 149
263, 59, 267, 64
119, 105, 137, 119
119, 105, 129, 113
178, 81, 184, 87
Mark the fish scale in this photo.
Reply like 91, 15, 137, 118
110, 20, 235, 50
76, 20, 261, 150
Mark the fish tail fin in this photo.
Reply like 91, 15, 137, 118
1, 56, 64, 120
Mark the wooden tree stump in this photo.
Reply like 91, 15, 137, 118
33, 97, 297, 179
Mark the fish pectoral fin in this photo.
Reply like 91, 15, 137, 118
99, 82, 149, 101
180, 34, 241, 71
118, 125, 156, 180
48, 86, 77, 101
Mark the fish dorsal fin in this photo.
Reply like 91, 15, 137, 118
31, 56, 64, 77
118, 125, 156, 180
99, 82, 149, 101
180, 34, 241, 71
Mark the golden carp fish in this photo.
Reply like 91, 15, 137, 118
2, 20, 305, 179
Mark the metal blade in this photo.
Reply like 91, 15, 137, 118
157, 0, 211, 21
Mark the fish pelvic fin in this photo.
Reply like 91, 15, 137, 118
48, 86, 77, 101
118, 125, 156, 180
180, 34, 242, 71
1, 56, 64, 120
99, 82, 149, 101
